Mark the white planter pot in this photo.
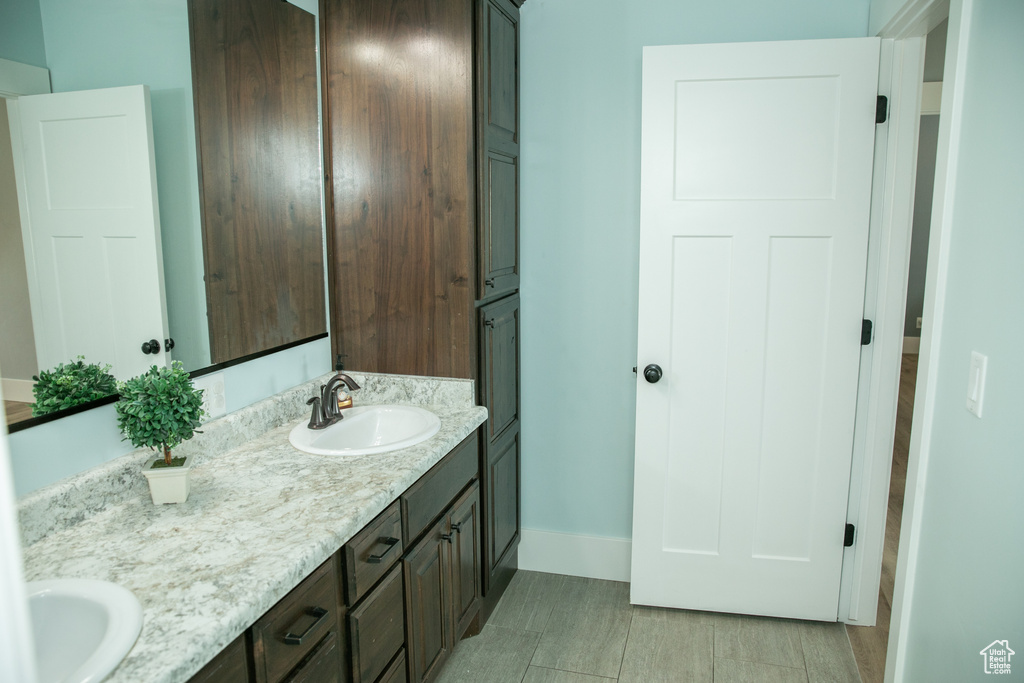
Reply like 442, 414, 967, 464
142, 454, 193, 504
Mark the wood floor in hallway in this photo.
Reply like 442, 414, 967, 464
845, 353, 918, 682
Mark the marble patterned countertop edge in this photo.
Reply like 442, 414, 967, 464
17, 371, 485, 683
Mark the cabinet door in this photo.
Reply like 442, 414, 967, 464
479, 294, 520, 445
449, 483, 481, 637
484, 426, 520, 578
476, 0, 520, 300
403, 519, 453, 683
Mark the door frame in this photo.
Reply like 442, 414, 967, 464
837, 0, 966, 681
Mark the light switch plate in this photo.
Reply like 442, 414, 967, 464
192, 372, 227, 421
966, 351, 988, 418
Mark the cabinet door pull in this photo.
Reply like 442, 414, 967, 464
282, 606, 328, 645
450, 523, 462, 533
441, 532, 453, 543
485, 278, 495, 287
366, 536, 400, 564
484, 319, 495, 328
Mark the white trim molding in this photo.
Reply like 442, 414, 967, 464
0, 58, 50, 99
0, 379, 34, 404
518, 529, 632, 583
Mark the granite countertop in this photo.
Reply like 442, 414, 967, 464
17, 372, 487, 683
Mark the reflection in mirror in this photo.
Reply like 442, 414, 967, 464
1, 0, 326, 430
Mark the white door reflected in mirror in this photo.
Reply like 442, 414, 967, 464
7, 85, 169, 383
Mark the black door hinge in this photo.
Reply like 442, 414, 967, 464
844, 523, 855, 547
876, 95, 888, 124
861, 319, 873, 345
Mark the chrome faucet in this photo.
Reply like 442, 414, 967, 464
306, 372, 361, 430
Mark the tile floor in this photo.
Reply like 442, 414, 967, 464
438, 571, 861, 683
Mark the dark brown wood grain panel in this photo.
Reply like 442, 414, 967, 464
486, 1, 518, 142
479, 295, 519, 443
323, 0, 476, 378
342, 501, 404, 606
400, 433, 478, 546
403, 518, 453, 683
449, 483, 481, 638
348, 565, 405, 683
485, 426, 520, 575
187, 634, 251, 683
190, 0, 326, 364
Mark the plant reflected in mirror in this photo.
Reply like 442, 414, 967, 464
31, 357, 116, 417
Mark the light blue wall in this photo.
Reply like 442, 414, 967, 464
38, 0, 210, 371
0, 0, 47, 68
10, 337, 330, 497
901, 1, 1024, 678
519, 0, 871, 539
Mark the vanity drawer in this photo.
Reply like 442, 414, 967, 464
379, 649, 408, 683
348, 565, 405, 683
188, 634, 250, 683
401, 433, 479, 545
343, 501, 404, 605
252, 557, 341, 683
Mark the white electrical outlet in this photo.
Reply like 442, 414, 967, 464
916, 317, 922, 329
192, 372, 227, 421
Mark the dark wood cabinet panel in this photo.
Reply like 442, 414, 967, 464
189, 0, 325, 364
480, 295, 520, 444
479, 152, 519, 299
188, 634, 251, 683
348, 565, 405, 683
483, 0, 519, 144
343, 501, 404, 606
252, 557, 342, 683
322, 0, 476, 378
403, 518, 453, 683
484, 427, 520, 576
449, 483, 481, 637
401, 433, 478, 545
378, 649, 408, 683
285, 632, 342, 683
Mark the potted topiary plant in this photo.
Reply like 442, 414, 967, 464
31, 356, 117, 417
116, 361, 205, 504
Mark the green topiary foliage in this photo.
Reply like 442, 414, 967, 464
116, 361, 205, 466
32, 356, 117, 417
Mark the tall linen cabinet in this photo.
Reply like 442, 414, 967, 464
320, 0, 523, 628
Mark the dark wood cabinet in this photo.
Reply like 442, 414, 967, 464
251, 556, 346, 683
188, 634, 251, 683
476, 0, 520, 301
449, 485, 482, 638
479, 295, 520, 445
348, 565, 405, 683
404, 516, 454, 683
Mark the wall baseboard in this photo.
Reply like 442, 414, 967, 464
1, 379, 34, 403
518, 529, 632, 582
903, 336, 921, 354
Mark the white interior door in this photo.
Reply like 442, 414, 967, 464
630, 38, 880, 621
8, 85, 169, 380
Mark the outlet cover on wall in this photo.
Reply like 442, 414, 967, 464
192, 372, 227, 421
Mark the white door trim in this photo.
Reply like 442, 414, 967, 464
0, 58, 50, 99
884, 0, 970, 680
838, 35, 925, 626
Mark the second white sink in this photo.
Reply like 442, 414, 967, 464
28, 578, 143, 683
289, 404, 441, 456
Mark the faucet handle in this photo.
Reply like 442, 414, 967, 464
306, 396, 324, 429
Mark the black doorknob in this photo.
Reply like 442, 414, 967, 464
141, 339, 161, 355
643, 364, 663, 383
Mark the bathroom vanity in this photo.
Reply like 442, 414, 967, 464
17, 373, 489, 683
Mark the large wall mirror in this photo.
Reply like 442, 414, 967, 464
0, 0, 327, 431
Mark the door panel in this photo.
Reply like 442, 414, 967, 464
631, 38, 880, 621
449, 483, 481, 636
480, 295, 519, 444
10, 86, 169, 379
403, 519, 452, 683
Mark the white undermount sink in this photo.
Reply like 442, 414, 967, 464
289, 404, 441, 456
27, 579, 143, 683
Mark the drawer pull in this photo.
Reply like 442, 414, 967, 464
282, 606, 329, 646
450, 523, 462, 532
366, 536, 400, 564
